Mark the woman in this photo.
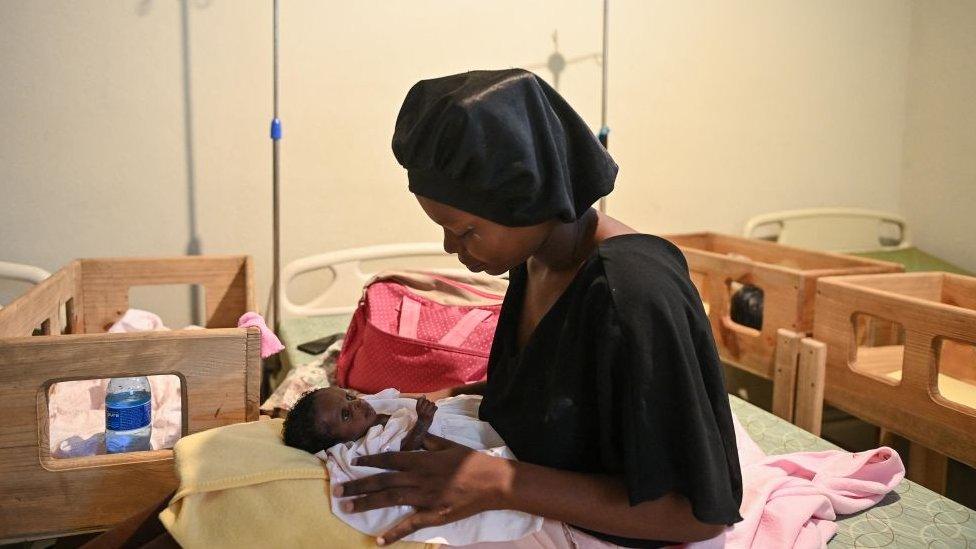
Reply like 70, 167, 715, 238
334, 69, 743, 548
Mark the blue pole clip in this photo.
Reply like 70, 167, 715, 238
598, 126, 610, 149
270, 118, 282, 140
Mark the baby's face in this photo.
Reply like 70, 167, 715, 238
314, 387, 377, 443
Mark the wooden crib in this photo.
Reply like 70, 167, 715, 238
662, 232, 902, 423
812, 272, 976, 493
0, 256, 262, 543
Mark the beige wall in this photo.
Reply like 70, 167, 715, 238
611, 1, 912, 235
900, 0, 976, 274
0, 1, 966, 325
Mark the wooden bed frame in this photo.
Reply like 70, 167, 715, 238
0, 256, 262, 543
812, 272, 976, 494
662, 232, 902, 422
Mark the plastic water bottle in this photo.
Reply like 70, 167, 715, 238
105, 377, 152, 453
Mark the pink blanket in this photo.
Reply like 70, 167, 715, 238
686, 418, 905, 548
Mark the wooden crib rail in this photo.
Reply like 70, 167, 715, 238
0, 256, 255, 339
79, 255, 254, 332
0, 328, 261, 543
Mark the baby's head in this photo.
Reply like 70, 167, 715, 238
283, 387, 377, 453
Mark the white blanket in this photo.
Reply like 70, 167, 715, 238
320, 389, 543, 545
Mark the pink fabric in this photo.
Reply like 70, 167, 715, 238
49, 309, 186, 458
465, 415, 903, 549
685, 417, 905, 549
237, 312, 285, 358
107, 308, 169, 332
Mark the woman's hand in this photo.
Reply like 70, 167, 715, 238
401, 388, 453, 401
401, 381, 487, 401
333, 435, 513, 545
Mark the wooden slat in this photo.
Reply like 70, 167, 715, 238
244, 327, 262, 420
943, 273, 976, 311
794, 338, 826, 436
908, 443, 949, 494
79, 255, 254, 332
0, 328, 261, 542
772, 329, 801, 422
709, 232, 898, 271
826, 271, 944, 301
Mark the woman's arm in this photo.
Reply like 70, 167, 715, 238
335, 435, 725, 545
503, 454, 725, 542
402, 381, 487, 401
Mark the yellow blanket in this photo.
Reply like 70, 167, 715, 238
159, 418, 436, 549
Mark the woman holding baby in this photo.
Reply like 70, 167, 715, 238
335, 69, 742, 549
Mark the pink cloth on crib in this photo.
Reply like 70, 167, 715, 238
237, 311, 284, 358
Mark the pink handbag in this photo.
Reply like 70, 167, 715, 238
336, 271, 508, 393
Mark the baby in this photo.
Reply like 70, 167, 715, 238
282, 387, 541, 545
283, 386, 437, 453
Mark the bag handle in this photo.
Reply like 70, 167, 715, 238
397, 295, 423, 339
439, 309, 493, 347
397, 295, 493, 347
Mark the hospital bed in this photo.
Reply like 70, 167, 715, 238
0, 256, 262, 543
275, 306, 976, 547
0, 260, 51, 310
206, 233, 976, 546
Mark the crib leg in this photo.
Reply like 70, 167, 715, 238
908, 443, 949, 494
794, 338, 826, 436
772, 329, 802, 423
78, 491, 177, 549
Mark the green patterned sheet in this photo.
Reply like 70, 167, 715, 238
731, 397, 976, 547
280, 315, 976, 548
853, 247, 972, 276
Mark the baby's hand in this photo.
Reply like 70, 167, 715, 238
400, 397, 437, 451
415, 396, 437, 424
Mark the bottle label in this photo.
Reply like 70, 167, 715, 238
106, 400, 151, 431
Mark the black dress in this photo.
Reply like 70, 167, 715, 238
479, 234, 743, 548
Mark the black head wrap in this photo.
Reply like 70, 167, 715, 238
392, 69, 617, 227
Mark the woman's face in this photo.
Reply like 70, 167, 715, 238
416, 195, 553, 276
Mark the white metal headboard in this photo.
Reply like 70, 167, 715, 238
0, 261, 51, 309
280, 243, 471, 318
743, 208, 911, 253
